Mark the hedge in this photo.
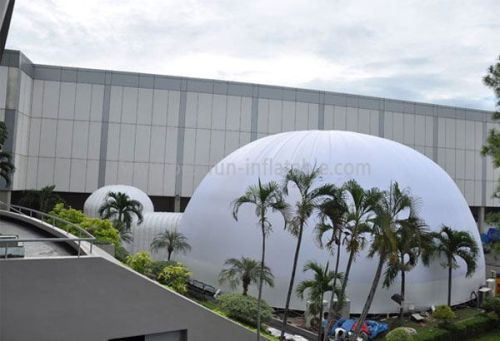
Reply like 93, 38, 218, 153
413, 312, 499, 341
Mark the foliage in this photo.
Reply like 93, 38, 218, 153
232, 178, 288, 339
150, 229, 191, 261
296, 261, 341, 317
126, 251, 154, 277
151, 260, 176, 279
481, 55, 500, 153
218, 257, 274, 295
49, 203, 121, 248
483, 297, 500, 316
355, 182, 417, 334
432, 305, 456, 321
98, 191, 144, 240
386, 327, 415, 341
218, 293, 272, 328
0, 121, 14, 186
18, 185, 63, 213
431, 225, 479, 306
280, 166, 336, 339
157, 262, 191, 294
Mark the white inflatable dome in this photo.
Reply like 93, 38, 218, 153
180, 130, 485, 313
84, 184, 155, 218
129, 212, 183, 258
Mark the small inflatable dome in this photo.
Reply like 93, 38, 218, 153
84, 185, 155, 218
181, 130, 485, 313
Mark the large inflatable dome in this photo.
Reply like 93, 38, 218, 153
180, 130, 485, 314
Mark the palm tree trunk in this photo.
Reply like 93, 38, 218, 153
318, 293, 324, 341
323, 229, 341, 341
399, 269, 405, 320
354, 255, 385, 335
399, 254, 405, 321
335, 248, 355, 318
447, 262, 452, 306
256, 223, 266, 341
167, 250, 172, 261
280, 224, 304, 340
243, 280, 249, 296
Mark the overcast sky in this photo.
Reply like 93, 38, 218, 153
6, 0, 500, 110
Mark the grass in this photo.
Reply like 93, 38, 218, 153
194, 298, 279, 340
470, 329, 500, 341
374, 307, 492, 340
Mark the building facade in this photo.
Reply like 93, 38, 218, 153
0, 49, 498, 226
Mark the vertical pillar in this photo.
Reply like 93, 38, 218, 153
478, 206, 486, 233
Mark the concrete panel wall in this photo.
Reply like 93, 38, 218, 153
1, 50, 499, 207
0, 257, 258, 341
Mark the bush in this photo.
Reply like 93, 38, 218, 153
126, 251, 154, 276
49, 203, 121, 248
432, 305, 455, 321
483, 296, 500, 316
157, 262, 191, 294
217, 293, 272, 328
414, 312, 498, 341
151, 260, 176, 279
386, 327, 414, 341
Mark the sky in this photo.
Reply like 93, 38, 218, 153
6, 0, 500, 110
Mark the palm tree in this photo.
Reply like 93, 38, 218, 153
296, 261, 341, 341
232, 179, 289, 340
218, 257, 275, 295
280, 167, 335, 340
150, 229, 191, 261
18, 185, 63, 213
315, 186, 348, 341
0, 121, 14, 186
432, 225, 479, 306
382, 214, 432, 319
98, 191, 144, 240
354, 182, 415, 336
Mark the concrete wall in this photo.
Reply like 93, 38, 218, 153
1, 49, 499, 208
0, 257, 259, 341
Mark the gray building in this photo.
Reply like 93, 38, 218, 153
0, 49, 498, 228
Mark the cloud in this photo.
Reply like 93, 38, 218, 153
6, 0, 500, 110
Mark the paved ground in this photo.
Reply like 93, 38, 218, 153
0, 217, 74, 257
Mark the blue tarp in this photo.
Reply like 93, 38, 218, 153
331, 318, 389, 340
481, 227, 500, 244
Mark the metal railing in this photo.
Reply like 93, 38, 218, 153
0, 201, 96, 259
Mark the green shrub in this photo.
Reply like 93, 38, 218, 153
217, 293, 272, 328
151, 260, 176, 279
432, 305, 455, 321
386, 327, 414, 341
157, 262, 191, 294
483, 296, 500, 316
126, 251, 154, 276
49, 203, 121, 248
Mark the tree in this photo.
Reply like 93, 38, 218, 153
98, 191, 144, 241
354, 182, 415, 335
150, 229, 191, 261
0, 121, 14, 186
296, 261, 341, 341
314, 185, 348, 341
383, 214, 432, 320
481, 55, 500, 224
18, 185, 63, 213
431, 225, 479, 306
232, 179, 289, 340
280, 167, 335, 340
218, 257, 274, 296
334, 181, 381, 325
